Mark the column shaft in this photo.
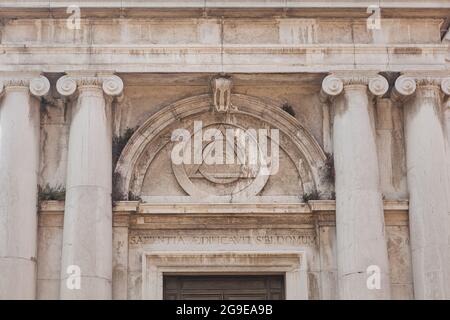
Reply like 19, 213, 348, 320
57, 73, 122, 300
60, 86, 113, 299
403, 85, 450, 299
0, 74, 50, 299
333, 85, 391, 299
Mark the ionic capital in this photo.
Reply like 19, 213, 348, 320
56, 72, 123, 97
0, 72, 50, 97
393, 73, 450, 100
321, 72, 389, 98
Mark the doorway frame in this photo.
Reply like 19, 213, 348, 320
141, 251, 308, 300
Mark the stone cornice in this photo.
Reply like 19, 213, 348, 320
56, 72, 124, 97
38, 200, 409, 228
0, 72, 50, 97
321, 72, 389, 97
0, 1, 449, 19
38, 199, 409, 214
0, 44, 446, 73
2, 0, 449, 8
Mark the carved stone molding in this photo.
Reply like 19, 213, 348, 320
212, 76, 234, 112
321, 72, 389, 97
415, 77, 443, 87
0, 73, 50, 97
0, 78, 30, 88
56, 73, 124, 97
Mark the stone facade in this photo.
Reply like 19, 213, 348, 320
0, 1, 449, 300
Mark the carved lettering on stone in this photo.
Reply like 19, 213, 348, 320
129, 233, 317, 247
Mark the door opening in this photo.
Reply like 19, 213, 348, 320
163, 275, 285, 300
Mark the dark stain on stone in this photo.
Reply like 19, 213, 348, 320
393, 47, 422, 55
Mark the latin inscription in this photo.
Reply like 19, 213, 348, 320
129, 234, 316, 246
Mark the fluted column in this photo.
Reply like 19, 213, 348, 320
322, 72, 391, 299
394, 74, 450, 299
57, 72, 123, 299
0, 73, 50, 299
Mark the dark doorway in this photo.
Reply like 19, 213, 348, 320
163, 275, 285, 300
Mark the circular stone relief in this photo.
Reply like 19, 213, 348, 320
171, 121, 275, 198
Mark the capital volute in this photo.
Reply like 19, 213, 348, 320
0, 73, 50, 98
56, 73, 124, 98
321, 75, 344, 97
441, 78, 450, 97
321, 72, 389, 98
391, 75, 415, 103
30, 76, 51, 97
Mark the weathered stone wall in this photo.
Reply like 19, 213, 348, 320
37, 201, 412, 300
40, 73, 409, 198
0, 17, 446, 72
35, 71, 411, 299
1, 18, 443, 46
1, 1, 448, 300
